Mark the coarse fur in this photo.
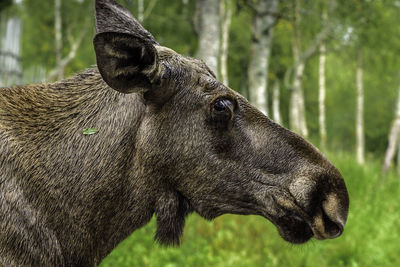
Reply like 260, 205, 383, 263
0, 0, 349, 266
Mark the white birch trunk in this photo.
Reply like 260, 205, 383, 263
318, 6, 328, 150
290, 88, 301, 133
0, 15, 22, 87
55, 0, 64, 80
290, 60, 307, 136
220, 0, 232, 86
397, 134, 400, 173
289, 0, 308, 137
138, 0, 144, 23
319, 41, 327, 150
196, 0, 220, 78
248, 0, 279, 115
356, 51, 365, 164
383, 86, 400, 173
272, 79, 282, 124
298, 74, 308, 137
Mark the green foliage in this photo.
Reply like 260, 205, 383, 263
100, 153, 400, 267
0, 0, 12, 12
19, 0, 95, 73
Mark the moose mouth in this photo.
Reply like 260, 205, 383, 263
266, 201, 345, 244
272, 212, 314, 244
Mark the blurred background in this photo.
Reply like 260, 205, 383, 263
1, 0, 399, 266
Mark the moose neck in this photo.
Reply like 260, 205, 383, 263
0, 68, 171, 264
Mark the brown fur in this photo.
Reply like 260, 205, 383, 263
0, 0, 349, 266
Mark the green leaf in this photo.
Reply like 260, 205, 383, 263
82, 128, 99, 135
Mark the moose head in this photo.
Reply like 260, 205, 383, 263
93, 0, 349, 245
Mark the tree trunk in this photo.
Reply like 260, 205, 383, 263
318, 6, 328, 151
220, 0, 232, 86
0, 14, 22, 87
55, 0, 64, 80
319, 41, 327, 150
383, 85, 400, 173
356, 51, 365, 164
397, 135, 400, 173
290, 61, 307, 136
138, 0, 144, 22
247, 0, 279, 115
289, 0, 308, 137
272, 79, 282, 124
196, 0, 220, 78
298, 73, 308, 137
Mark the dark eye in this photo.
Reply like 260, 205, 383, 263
214, 99, 232, 112
209, 98, 235, 130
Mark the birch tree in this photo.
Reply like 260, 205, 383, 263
272, 79, 282, 124
0, 6, 22, 87
220, 0, 232, 86
319, 7, 328, 151
48, 0, 90, 81
383, 84, 400, 173
247, 0, 279, 115
54, 0, 63, 80
356, 50, 365, 164
138, 0, 144, 22
289, 0, 308, 137
285, 0, 335, 138
196, 0, 220, 77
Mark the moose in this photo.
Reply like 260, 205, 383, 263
0, 0, 349, 266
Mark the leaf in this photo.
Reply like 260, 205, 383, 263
82, 128, 99, 135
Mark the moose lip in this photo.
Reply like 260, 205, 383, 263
260, 199, 317, 244
272, 213, 315, 244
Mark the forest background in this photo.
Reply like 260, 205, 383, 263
1, 0, 399, 266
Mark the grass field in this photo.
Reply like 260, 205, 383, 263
100, 153, 400, 267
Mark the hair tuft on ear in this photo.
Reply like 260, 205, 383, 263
93, 32, 160, 94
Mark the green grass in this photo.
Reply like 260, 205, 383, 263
100, 153, 400, 267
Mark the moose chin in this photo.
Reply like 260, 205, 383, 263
0, 0, 349, 266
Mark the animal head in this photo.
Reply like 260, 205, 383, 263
94, 0, 349, 245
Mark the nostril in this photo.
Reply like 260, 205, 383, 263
321, 209, 344, 239
320, 192, 348, 239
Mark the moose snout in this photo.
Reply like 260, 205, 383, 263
311, 192, 347, 240
289, 169, 349, 241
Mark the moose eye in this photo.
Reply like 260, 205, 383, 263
214, 99, 232, 112
210, 98, 235, 128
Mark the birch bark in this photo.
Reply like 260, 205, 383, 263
272, 80, 282, 124
55, 0, 63, 80
220, 0, 232, 86
356, 51, 365, 164
319, 41, 327, 150
247, 0, 279, 115
383, 85, 400, 173
289, 0, 308, 137
138, 0, 144, 23
0, 14, 22, 86
196, 0, 221, 78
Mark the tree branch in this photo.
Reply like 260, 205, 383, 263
47, 19, 90, 81
284, 25, 333, 89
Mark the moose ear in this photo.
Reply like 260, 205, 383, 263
95, 0, 158, 45
93, 32, 160, 94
